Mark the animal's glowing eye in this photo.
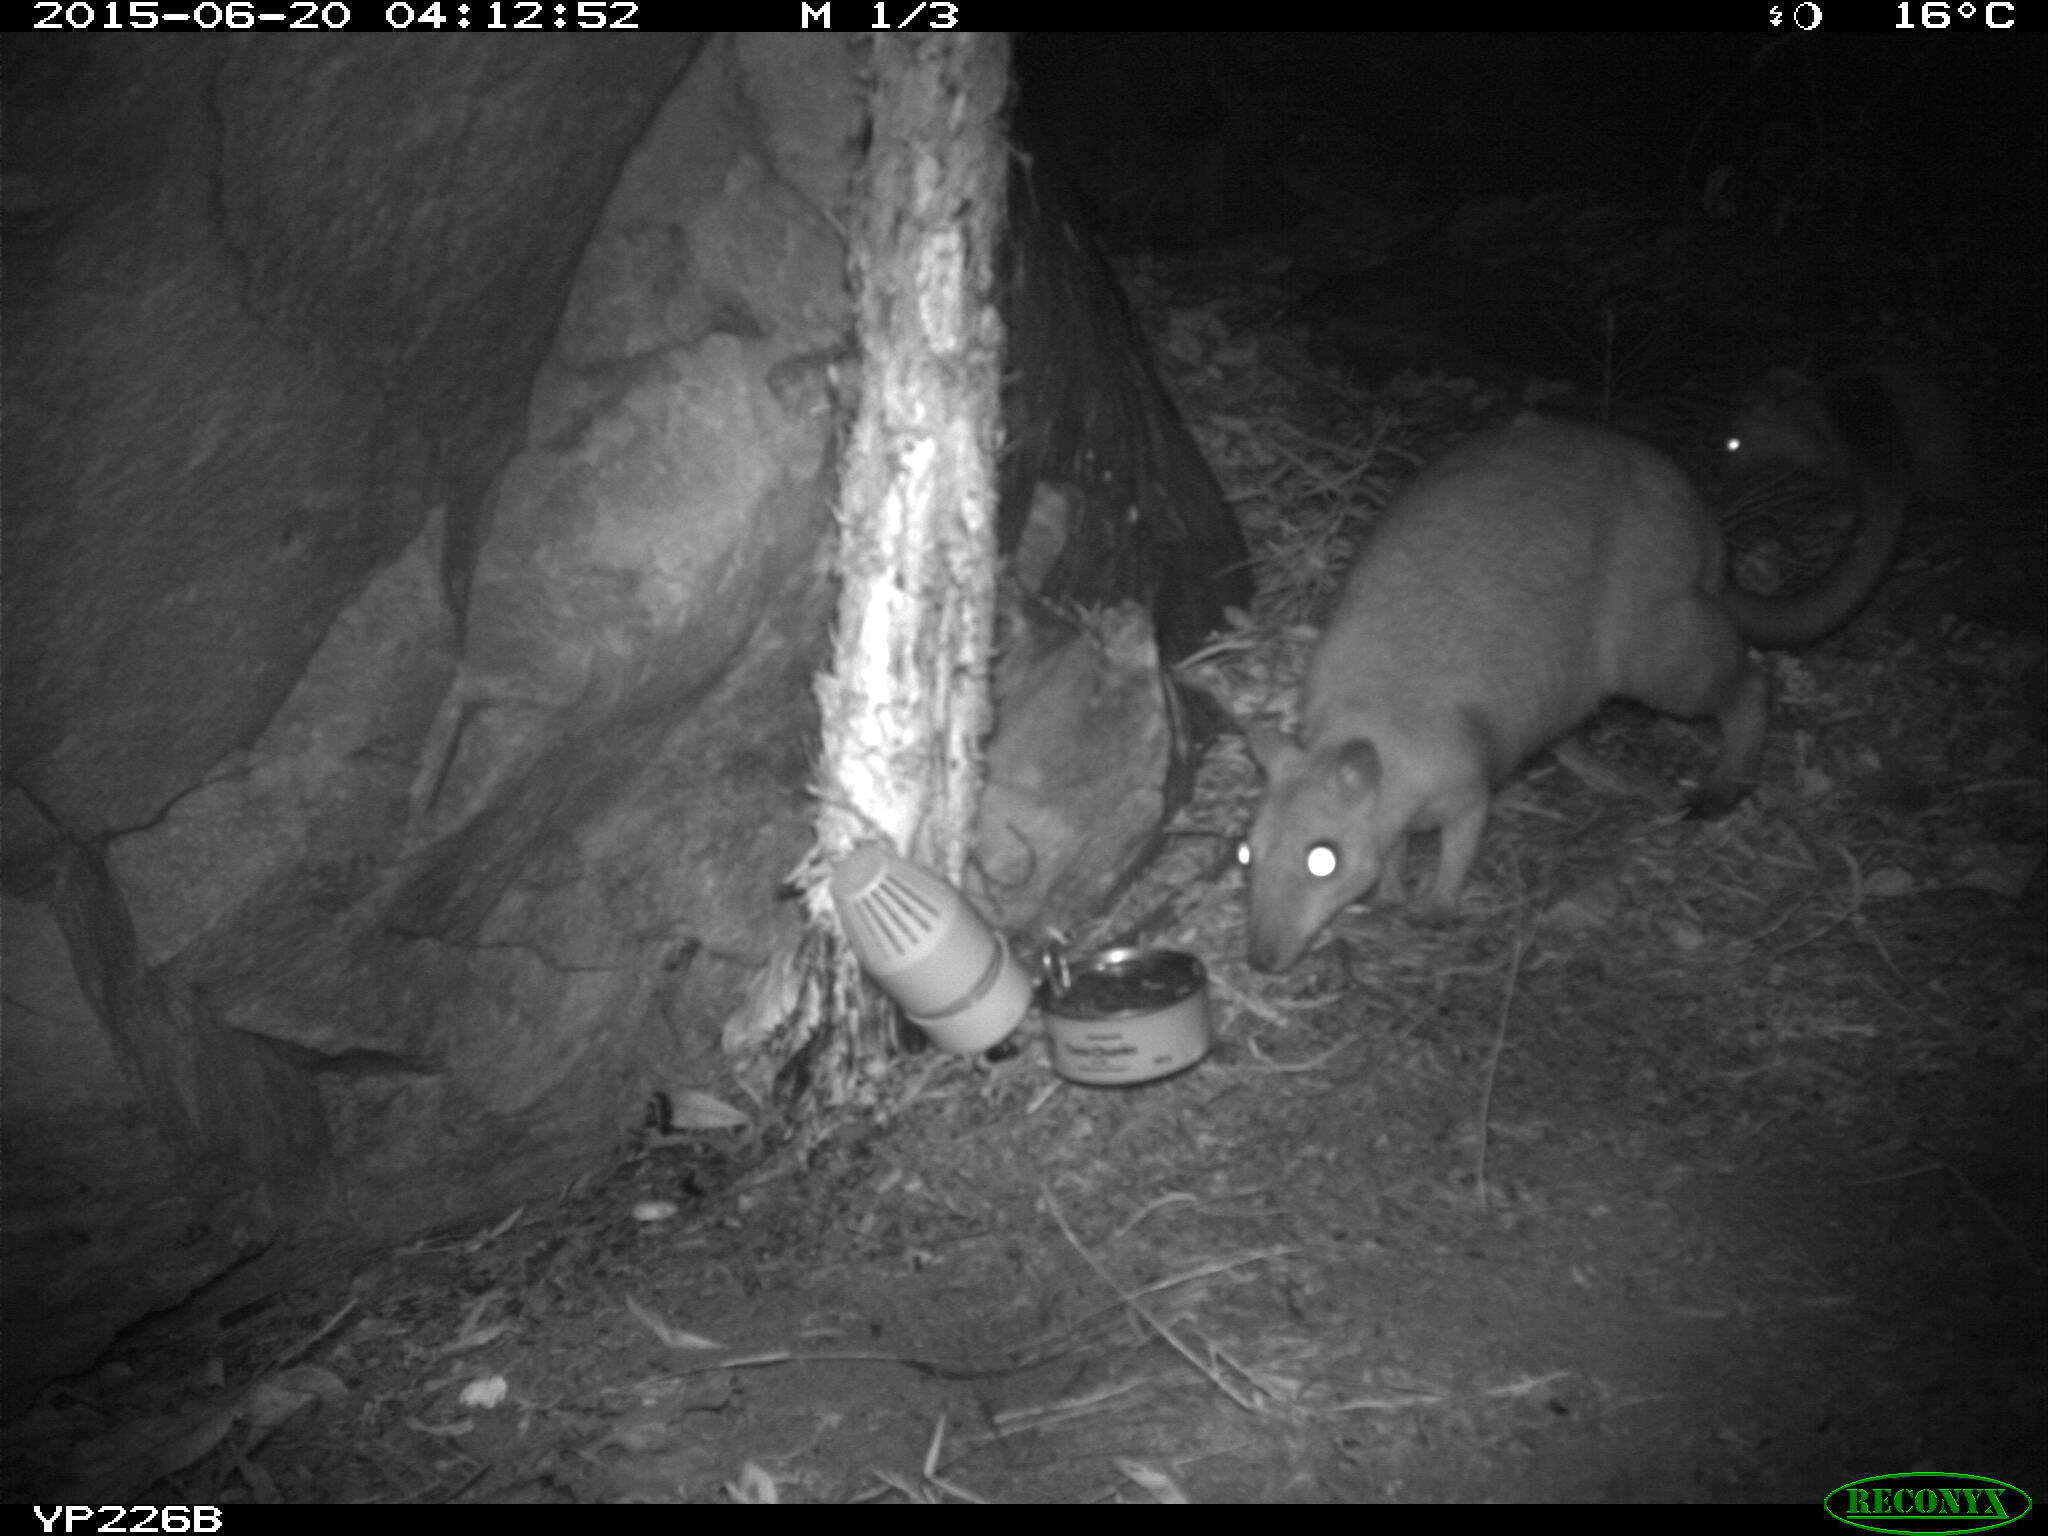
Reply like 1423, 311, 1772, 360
1305, 844, 1338, 879
1724, 434, 1743, 454
1236, 841, 1252, 868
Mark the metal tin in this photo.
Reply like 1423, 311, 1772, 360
1041, 946, 1211, 1086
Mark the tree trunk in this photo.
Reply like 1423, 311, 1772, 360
735, 34, 1012, 1111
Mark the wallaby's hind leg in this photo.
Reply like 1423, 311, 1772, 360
1621, 600, 1769, 819
1688, 663, 1769, 819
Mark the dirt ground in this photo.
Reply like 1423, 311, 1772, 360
13, 611, 2041, 1505
7, 240, 2044, 1508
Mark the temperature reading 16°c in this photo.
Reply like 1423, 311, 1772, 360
1897, 0, 2016, 22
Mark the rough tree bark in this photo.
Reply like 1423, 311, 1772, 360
729, 34, 1012, 1109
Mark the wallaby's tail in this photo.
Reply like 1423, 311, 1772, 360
1720, 467, 1906, 648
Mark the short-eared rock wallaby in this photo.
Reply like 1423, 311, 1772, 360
1240, 413, 1903, 972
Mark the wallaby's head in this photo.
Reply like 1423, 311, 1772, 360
1724, 367, 1836, 478
1239, 727, 1388, 972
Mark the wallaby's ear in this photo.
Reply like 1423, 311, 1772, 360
1331, 738, 1383, 799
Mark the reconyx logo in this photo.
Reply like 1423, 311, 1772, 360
1826, 1472, 2033, 1534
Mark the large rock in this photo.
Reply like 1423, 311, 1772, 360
3, 35, 707, 837
1, 34, 1250, 1409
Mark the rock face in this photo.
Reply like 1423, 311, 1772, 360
1, 35, 1249, 1410
1, 32, 841, 1408
971, 601, 1175, 935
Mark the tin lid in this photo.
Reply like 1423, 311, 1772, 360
1043, 945, 1207, 1022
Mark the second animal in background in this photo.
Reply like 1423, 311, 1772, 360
1239, 412, 1904, 973
1725, 364, 1987, 514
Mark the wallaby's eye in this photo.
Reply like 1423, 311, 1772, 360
1236, 841, 1252, 868
1724, 434, 1743, 455
1305, 844, 1338, 879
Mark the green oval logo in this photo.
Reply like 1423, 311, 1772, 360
1825, 1472, 2033, 1535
